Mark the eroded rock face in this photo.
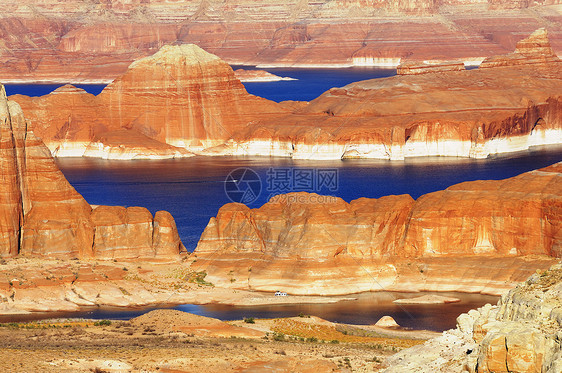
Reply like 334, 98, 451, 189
191, 163, 562, 294
384, 264, 562, 373
0, 86, 183, 259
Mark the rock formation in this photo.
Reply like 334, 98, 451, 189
396, 61, 465, 75
233, 69, 296, 82
0, 85, 183, 259
13, 44, 285, 157
190, 162, 562, 295
480, 28, 561, 68
0, 1, 560, 82
11, 29, 562, 160
383, 263, 562, 372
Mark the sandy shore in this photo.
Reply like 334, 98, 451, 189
0, 258, 357, 316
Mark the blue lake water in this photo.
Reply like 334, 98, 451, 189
5, 84, 106, 97
233, 66, 396, 102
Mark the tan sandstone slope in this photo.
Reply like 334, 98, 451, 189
383, 263, 562, 373
11, 29, 562, 160
0, 86, 183, 259
190, 162, 561, 295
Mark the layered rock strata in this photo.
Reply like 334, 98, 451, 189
13, 45, 285, 157
12, 29, 562, 160
190, 163, 561, 295
383, 263, 562, 373
0, 1, 561, 82
0, 86, 183, 259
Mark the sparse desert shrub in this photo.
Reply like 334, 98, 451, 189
188, 271, 214, 287
94, 320, 112, 326
243, 317, 255, 324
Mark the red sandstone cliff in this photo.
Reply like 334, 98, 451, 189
11, 29, 562, 160
0, 1, 561, 82
0, 86, 184, 259
190, 163, 561, 294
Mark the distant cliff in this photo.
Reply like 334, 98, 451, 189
0, 1, 561, 82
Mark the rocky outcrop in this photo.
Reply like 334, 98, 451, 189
397, 61, 465, 75
480, 28, 560, 68
233, 69, 296, 82
0, 85, 183, 259
83, 129, 194, 160
12, 29, 562, 161
190, 163, 561, 295
218, 28, 562, 160
383, 263, 562, 373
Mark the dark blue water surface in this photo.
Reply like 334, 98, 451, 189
5, 84, 106, 97
57, 147, 562, 252
233, 66, 396, 102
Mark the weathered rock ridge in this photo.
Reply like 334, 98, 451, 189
383, 263, 562, 372
0, 86, 183, 259
0, 1, 561, 82
11, 29, 562, 160
190, 163, 561, 295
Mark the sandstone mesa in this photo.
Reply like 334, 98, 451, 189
11, 28, 562, 161
0, 1, 561, 83
191, 162, 561, 295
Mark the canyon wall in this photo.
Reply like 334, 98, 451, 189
190, 162, 561, 295
11, 29, 562, 160
384, 263, 562, 372
0, 86, 183, 259
0, 1, 561, 82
